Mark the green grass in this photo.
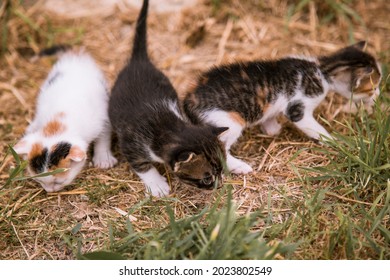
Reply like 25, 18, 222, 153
276, 92, 390, 259
72, 91, 389, 260
73, 187, 295, 260
3, 93, 389, 259
0, 0, 84, 57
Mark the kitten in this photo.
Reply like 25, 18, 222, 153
14, 52, 118, 192
109, 0, 227, 197
183, 41, 381, 174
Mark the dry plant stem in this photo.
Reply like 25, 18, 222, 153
216, 18, 233, 64
325, 191, 385, 207
0, 0, 388, 260
11, 221, 30, 259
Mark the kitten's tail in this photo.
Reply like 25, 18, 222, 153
131, 0, 149, 61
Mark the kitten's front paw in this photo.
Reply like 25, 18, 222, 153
363, 99, 375, 115
316, 134, 334, 145
262, 119, 282, 136
263, 124, 282, 136
342, 100, 374, 115
227, 156, 253, 174
146, 181, 170, 197
93, 152, 118, 169
341, 102, 358, 114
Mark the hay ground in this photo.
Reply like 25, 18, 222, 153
0, 0, 389, 260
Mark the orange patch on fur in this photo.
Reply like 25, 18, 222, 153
68, 146, 86, 161
29, 143, 44, 159
43, 119, 66, 137
229, 112, 246, 126
255, 85, 267, 99
51, 158, 71, 178
262, 103, 271, 114
355, 74, 380, 96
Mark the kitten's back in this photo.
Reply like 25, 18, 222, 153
109, 0, 178, 130
36, 52, 109, 140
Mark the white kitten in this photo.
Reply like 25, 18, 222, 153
14, 52, 117, 192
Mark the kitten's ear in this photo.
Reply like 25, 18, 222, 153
174, 152, 197, 172
68, 146, 86, 162
350, 41, 367, 51
13, 140, 30, 156
177, 151, 196, 162
211, 126, 229, 136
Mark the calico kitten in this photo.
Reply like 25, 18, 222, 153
14, 52, 118, 192
183, 41, 381, 174
109, 0, 227, 197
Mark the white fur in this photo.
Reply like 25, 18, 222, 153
147, 146, 164, 163
167, 100, 184, 120
261, 95, 289, 123
136, 167, 170, 197
287, 84, 331, 140
262, 118, 282, 136
14, 52, 117, 192
200, 110, 252, 174
148, 99, 184, 121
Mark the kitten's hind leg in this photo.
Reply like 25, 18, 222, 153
136, 167, 170, 197
93, 122, 118, 168
261, 118, 282, 136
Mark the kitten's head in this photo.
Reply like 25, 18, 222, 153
320, 41, 382, 102
169, 125, 228, 189
13, 138, 86, 192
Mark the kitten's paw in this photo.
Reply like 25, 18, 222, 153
315, 134, 333, 145
363, 100, 375, 115
341, 102, 358, 114
263, 123, 282, 136
145, 181, 170, 197
262, 119, 282, 136
137, 169, 170, 197
227, 156, 253, 174
342, 101, 374, 115
93, 152, 118, 169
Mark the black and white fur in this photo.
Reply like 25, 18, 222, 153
109, 0, 227, 197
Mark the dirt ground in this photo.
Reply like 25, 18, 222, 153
0, 0, 389, 259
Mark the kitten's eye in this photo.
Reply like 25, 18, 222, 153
201, 174, 214, 185
365, 66, 373, 74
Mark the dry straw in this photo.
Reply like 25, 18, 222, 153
0, 0, 389, 260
